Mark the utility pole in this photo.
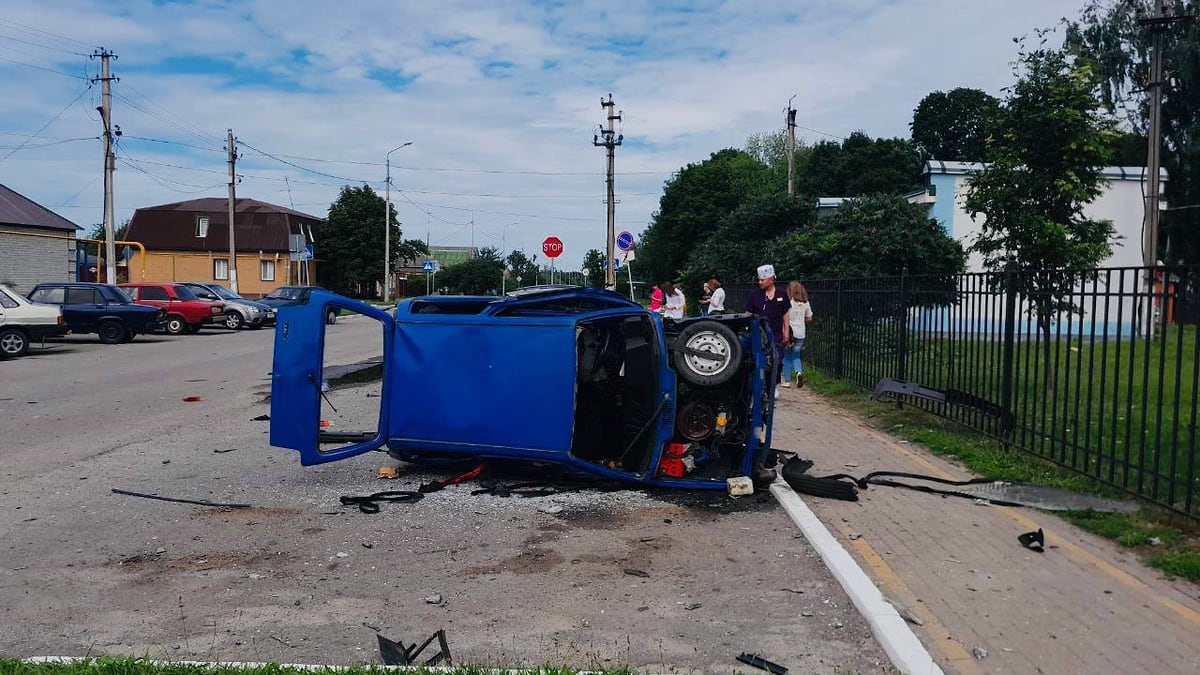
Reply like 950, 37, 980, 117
226, 129, 239, 293
786, 96, 797, 198
91, 49, 118, 284
1139, 0, 1190, 334
384, 142, 412, 303
593, 93, 622, 288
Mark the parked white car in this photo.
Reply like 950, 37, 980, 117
0, 285, 66, 358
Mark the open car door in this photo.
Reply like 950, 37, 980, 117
270, 290, 394, 465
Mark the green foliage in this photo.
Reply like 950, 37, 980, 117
964, 42, 1117, 323
85, 219, 130, 242
638, 148, 771, 283
581, 248, 605, 287
744, 130, 811, 194
505, 249, 539, 288
910, 87, 1001, 161
436, 256, 504, 295
1064, 0, 1200, 264
319, 185, 426, 297
770, 194, 965, 280
681, 193, 816, 291
795, 132, 924, 197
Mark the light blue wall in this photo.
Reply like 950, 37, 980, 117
928, 174, 959, 236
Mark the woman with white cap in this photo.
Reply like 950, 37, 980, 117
744, 264, 790, 396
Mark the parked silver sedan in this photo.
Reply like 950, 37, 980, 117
181, 282, 275, 330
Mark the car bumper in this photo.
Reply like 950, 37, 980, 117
28, 325, 69, 339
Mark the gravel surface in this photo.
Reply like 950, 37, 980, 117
0, 319, 892, 673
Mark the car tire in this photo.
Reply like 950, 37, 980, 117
224, 311, 244, 330
98, 320, 126, 345
186, 323, 201, 333
0, 327, 29, 358
123, 330, 137, 343
672, 320, 743, 387
326, 309, 338, 325
164, 315, 187, 335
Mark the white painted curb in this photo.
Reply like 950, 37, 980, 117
770, 480, 945, 675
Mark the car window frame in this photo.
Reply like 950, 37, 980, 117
0, 288, 18, 309
138, 286, 170, 301
66, 287, 100, 305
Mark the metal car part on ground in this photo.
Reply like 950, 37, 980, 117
0, 285, 66, 357
26, 282, 163, 344
269, 286, 778, 489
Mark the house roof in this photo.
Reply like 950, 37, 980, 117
126, 197, 324, 253
0, 183, 79, 232
923, 160, 1169, 181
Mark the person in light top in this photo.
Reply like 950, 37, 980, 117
660, 280, 686, 320
780, 280, 813, 389
706, 278, 725, 315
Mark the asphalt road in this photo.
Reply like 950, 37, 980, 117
0, 318, 890, 673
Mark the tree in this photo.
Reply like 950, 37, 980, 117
910, 88, 1001, 161
319, 185, 426, 297
505, 249, 539, 288
638, 148, 772, 284
745, 130, 812, 194
964, 42, 1117, 350
85, 219, 129, 241
795, 132, 925, 196
581, 248, 605, 287
436, 256, 504, 295
1064, 0, 1200, 263
770, 194, 965, 281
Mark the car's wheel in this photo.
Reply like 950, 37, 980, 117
326, 309, 338, 325
0, 327, 29, 358
164, 315, 187, 335
224, 311, 244, 330
185, 323, 201, 333
98, 320, 126, 344
123, 330, 137, 343
672, 320, 743, 387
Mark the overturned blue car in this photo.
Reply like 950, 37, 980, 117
269, 286, 777, 490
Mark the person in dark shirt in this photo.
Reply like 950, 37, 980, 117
744, 264, 790, 395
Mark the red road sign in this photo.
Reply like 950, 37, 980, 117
542, 236, 564, 258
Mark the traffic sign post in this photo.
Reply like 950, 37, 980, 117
616, 231, 634, 251
542, 237, 562, 285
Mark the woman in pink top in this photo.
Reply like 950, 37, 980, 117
648, 284, 664, 311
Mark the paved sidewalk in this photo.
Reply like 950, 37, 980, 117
772, 389, 1200, 675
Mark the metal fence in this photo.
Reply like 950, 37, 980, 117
728, 266, 1200, 519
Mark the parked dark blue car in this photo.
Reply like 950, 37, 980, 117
28, 282, 163, 343
270, 286, 777, 490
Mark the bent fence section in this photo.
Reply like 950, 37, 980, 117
728, 267, 1199, 519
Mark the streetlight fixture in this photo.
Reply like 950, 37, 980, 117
384, 141, 413, 303
500, 221, 516, 295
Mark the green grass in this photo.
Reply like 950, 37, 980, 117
0, 659, 633, 675
805, 369, 1200, 582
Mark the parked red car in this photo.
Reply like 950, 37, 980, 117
119, 283, 225, 335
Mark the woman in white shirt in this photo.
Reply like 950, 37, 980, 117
706, 278, 726, 315
661, 281, 686, 320
781, 280, 813, 388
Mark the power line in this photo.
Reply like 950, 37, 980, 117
0, 53, 88, 79
121, 135, 224, 152
0, 136, 95, 150
0, 31, 90, 56
0, 84, 92, 164
237, 139, 376, 183
112, 91, 222, 147
400, 197, 598, 223
258, 150, 668, 176
0, 18, 95, 50
116, 145, 226, 193
120, 82, 223, 144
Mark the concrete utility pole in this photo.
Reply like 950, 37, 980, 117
786, 96, 797, 198
384, 142, 412, 303
593, 94, 623, 288
91, 49, 118, 284
501, 221, 516, 295
226, 129, 239, 293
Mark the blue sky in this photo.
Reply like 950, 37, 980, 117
1, 0, 1088, 268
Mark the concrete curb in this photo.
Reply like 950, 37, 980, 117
769, 480, 945, 675
23, 656, 649, 675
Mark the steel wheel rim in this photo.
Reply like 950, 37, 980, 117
683, 332, 731, 375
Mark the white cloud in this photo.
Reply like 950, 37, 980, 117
0, 0, 1085, 270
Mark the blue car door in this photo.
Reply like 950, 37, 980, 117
270, 290, 395, 465
64, 286, 104, 331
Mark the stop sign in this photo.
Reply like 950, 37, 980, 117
542, 236, 563, 258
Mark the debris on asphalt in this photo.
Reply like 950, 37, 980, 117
181, 396, 204, 403
377, 466, 402, 479
335, 551, 349, 558
377, 629, 451, 666
111, 488, 251, 509
213, 448, 237, 454
735, 652, 788, 675
684, 602, 702, 610
419, 464, 486, 494
726, 476, 754, 497
1148, 536, 1163, 547
847, 532, 862, 540
1018, 528, 1045, 553
339, 490, 425, 514
424, 593, 443, 604
972, 646, 989, 660
537, 504, 564, 515
154, 547, 166, 554
623, 568, 650, 578
885, 596, 924, 626
251, 414, 270, 421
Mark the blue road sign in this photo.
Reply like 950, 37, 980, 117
602, 259, 623, 271
303, 244, 314, 261
422, 260, 435, 273
616, 230, 634, 251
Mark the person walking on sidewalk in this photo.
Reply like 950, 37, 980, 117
661, 281, 686, 320
707, 278, 726, 315
744, 264, 789, 397
781, 280, 813, 389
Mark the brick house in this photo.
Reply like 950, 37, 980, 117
0, 183, 79, 293
125, 197, 323, 297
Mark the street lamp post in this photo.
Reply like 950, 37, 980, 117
500, 221, 516, 295
384, 141, 413, 303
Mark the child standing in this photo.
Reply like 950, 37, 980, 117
781, 281, 813, 388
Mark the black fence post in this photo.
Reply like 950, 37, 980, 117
1000, 265, 1018, 442
896, 268, 909, 382
835, 279, 845, 378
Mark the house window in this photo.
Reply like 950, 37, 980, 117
260, 260, 276, 281
196, 216, 209, 238
213, 258, 229, 280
